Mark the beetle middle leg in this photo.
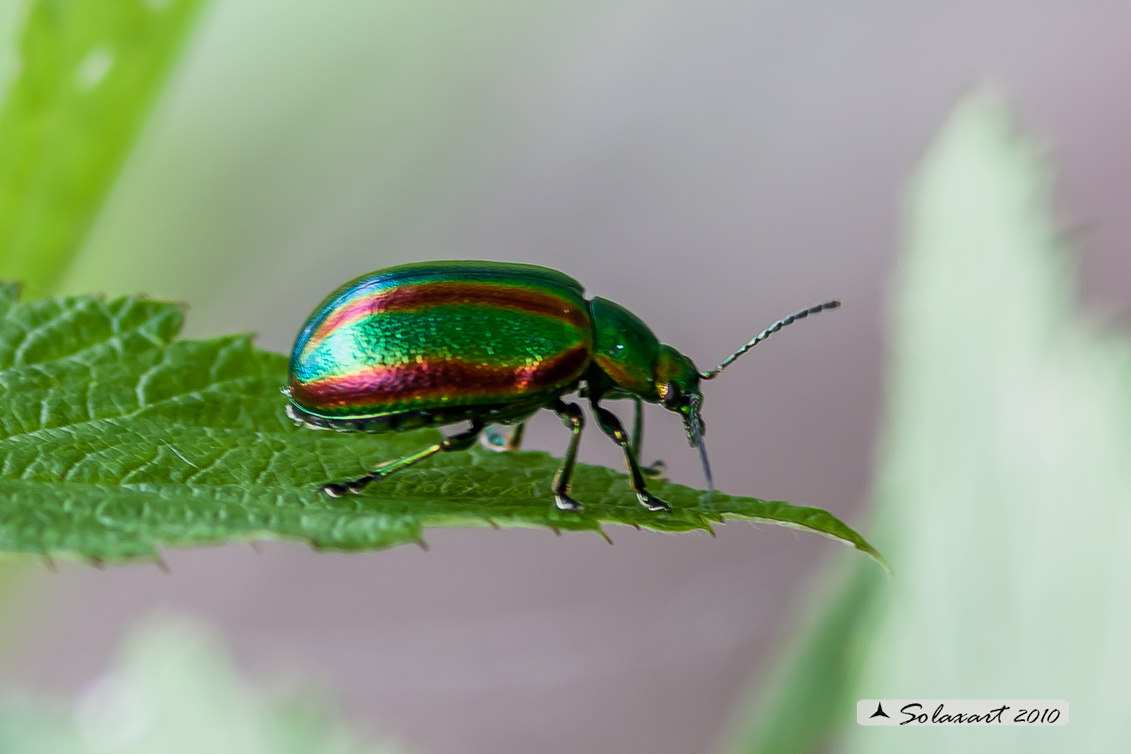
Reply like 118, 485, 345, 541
321, 421, 485, 498
592, 400, 670, 512
551, 400, 584, 511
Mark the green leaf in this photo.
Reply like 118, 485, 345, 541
0, 283, 881, 565
728, 90, 1131, 753
0, 0, 207, 295
0, 615, 407, 754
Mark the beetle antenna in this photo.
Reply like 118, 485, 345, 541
700, 300, 841, 379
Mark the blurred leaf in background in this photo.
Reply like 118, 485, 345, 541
0, 0, 210, 657
0, 0, 206, 296
55, 0, 570, 339
725, 90, 1131, 752
0, 616, 407, 754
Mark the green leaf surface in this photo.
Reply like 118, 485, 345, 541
0, 616, 407, 754
729, 91, 1131, 753
0, 0, 206, 295
0, 284, 882, 565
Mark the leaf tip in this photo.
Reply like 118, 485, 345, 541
857, 542, 891, 575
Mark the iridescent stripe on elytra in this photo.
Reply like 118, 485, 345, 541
594, 354, 649, 393
290, 345, 590, 415
305, 282, 589, 353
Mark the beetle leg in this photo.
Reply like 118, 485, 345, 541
504, 422, 526, 451
551, 400, 584, 511
481, 422, 526, 451
631, 397, 644, 458
321, 421, 485, 498
591, 401, 671, 512
631, 397, 666, 478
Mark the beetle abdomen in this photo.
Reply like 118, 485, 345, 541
289, 262, 594, 422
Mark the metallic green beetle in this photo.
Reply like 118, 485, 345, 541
285, 260, 838, 511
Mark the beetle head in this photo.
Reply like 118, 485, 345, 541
654, 346, 703, 431
654, 345, 714, 496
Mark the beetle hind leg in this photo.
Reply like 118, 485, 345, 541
321, 421, 485, 498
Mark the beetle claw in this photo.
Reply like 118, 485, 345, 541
637, 491, 671, 513
320, 482, 348, 498
554, 493, 582, 512
321, 475, 379, 498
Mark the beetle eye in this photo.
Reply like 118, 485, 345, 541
662, 382, 682, 409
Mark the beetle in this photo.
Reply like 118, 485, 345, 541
285, 260, 838, 511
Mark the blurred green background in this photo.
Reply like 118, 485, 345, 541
1, 1, 1130, 752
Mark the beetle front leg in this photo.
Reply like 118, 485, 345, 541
551, 400, 584, 511
631, 396, 644, 458
321, 421, 485, 498
631, 396, 665, 478
591, 401, 670, 512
